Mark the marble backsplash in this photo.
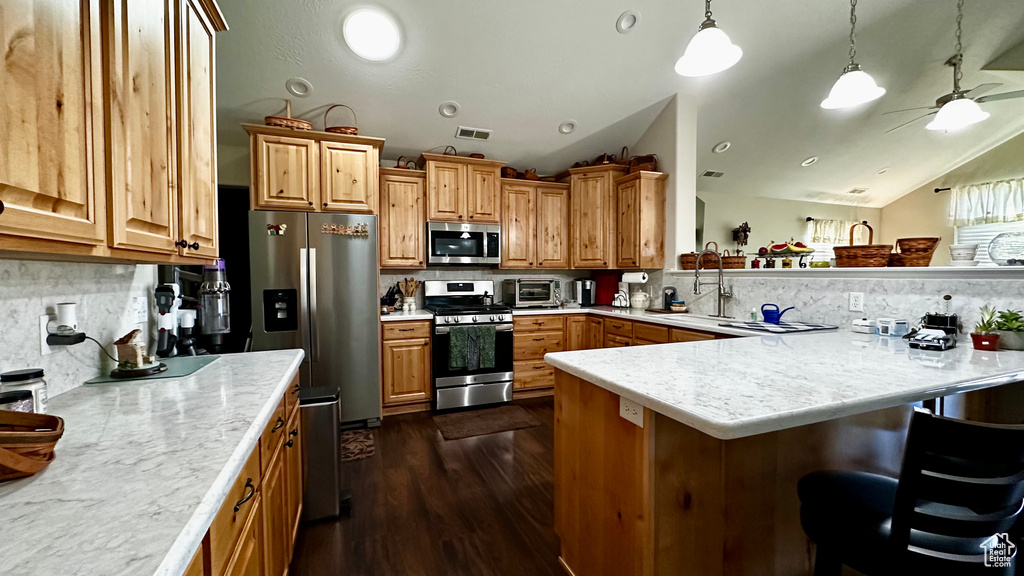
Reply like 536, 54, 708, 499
381, 268, 594, 307
673, 273, 1024, 331
0, 260, 157, 397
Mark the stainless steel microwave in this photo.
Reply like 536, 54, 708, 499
427, 223, 501, 265
501, 278, 561, 308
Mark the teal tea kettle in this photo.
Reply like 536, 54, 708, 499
761, 303, 795, 324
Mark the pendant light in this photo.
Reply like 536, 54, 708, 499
926, 0, 989, 131
820, 0, 885, 109
674, 0, 742, 77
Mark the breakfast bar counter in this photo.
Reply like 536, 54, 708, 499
544, 333, 1024, 576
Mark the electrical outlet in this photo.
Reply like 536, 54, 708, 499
40, 315, 55, 356
132, 296, 148, 324
849, 292, 865, 312
619, 397, 644, 428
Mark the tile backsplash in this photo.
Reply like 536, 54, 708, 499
0, 260, 157, 397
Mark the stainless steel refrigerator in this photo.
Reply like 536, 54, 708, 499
248, 211, 381, 427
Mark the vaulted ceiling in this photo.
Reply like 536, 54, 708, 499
215, 0, 1024, 207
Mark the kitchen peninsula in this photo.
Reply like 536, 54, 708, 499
546, 332, 1024, 576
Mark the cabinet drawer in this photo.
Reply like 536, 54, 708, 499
260, 397, 287, 473
284, 373, 301, 417
514, 331, 564, 360
209, 446, 261, 576
382, 321, 432, 340
634, 322, 669, 344
604, 319, 633, 338
605, 334, 633, 348
670, 328, 716, 343
513, 360, 555, 390
514, 315, 566, 332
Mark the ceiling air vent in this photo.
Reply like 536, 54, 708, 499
455, 126, 492, 140
847, 188, 868, 195
701, 170, 724, 178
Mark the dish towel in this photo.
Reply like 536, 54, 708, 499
466, 326, 481, 371
449, 326, 469, 370
477, 326, 496, 369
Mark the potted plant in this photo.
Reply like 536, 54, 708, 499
995, 309, 1024, 351
971, 306, 1001, 351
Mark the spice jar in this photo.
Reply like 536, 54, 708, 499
0, 390, 34, 413
1, 369, 48, 414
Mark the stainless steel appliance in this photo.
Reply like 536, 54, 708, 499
248, 211, 381, 427
427, 222, 500, 265
424, 280, 514, 410
571, 278, 597, 307
501, 278, 560, 308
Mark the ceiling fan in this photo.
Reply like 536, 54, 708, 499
884, 0, 1024, 134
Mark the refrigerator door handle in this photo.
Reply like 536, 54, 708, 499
309, 247, 319, 362
299, 248, 311, 357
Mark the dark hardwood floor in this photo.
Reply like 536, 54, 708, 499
290, 398, 563, 576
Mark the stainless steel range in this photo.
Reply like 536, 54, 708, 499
423, 280, 514, 410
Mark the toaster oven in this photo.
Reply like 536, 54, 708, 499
501, 278, 561, 308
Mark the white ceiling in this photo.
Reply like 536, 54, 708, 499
214, 0, 1024, 208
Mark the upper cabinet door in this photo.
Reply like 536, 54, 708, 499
570, 172, 613, 268
426, 160, 465, 221
176, 0, 218, 257
379, 169, 425, 268
615, 178, 640, 268
501, 182, 535, 269
0, 0, 106, 245
320, 141, 377, 213
467, 166, 499, 223
536, 185, 569, 269
253, 134, 317, 210
106, 0, 179, 254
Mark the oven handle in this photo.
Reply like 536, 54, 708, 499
434, 325, 513, 335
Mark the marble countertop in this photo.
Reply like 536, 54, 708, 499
380, 309, 434, 322
513, 306, 762, 337
545, 332, 1024, 440
0, 349, 305, 576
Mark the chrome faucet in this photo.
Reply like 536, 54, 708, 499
693, 250, 734, 318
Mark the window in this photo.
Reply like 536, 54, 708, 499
954, 221, 1024, 265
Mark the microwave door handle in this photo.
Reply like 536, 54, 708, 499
309, 247, 319, 362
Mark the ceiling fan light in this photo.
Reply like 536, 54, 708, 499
925, 97, 990, 131
820, 66, 886, 109
674, 23, 742, 77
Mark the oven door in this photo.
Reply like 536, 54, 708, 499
427, 223, 500, 265
432, 324, 514, 387
514, 280, 556, 307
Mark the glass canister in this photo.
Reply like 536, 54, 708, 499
1, 369, 48, 414
0, 390, 34, 413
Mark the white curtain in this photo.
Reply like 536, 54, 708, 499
806, 219, 869, 246
948, 178, 1024, 227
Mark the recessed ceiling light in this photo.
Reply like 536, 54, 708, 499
558, 120, 577, 134
712, 141, 731, 154
616, 10, 641, 34
801, 156, 819, 167
285, 77, 312, 98
439, 101, 460, 118
343, 9, 400, 61
875, 167, 889, 175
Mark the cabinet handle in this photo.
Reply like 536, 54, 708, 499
419, 261, 423, 265
187, 241, 199, 251
458, 215, 463, 219
291, 383, 300, 395
0, 199, 5, 214
398, 328, 415, 331
233, 478, 256, 513
307, 201, 313, 206
272, 416, 285, 432
174, 239, 187, 248
469, 215, 474, 219
533, 365, 546, 370
423, 341, 429, 346
289, 428, 299, 437
285, 439, 294, 448
323, 203, 328, 208
533, 337, 544, 341
528, 262, 533, 265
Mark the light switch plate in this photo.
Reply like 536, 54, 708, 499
40, 315, 55, 356
132, 296, 148, 324
619, 397, 644, 428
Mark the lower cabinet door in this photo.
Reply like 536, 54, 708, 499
382, 338, 432, 406
224, 495, 264, 576
565, 316, 587, 351
263, 444, 289, 576
284, 408, 304, 559
586, 318, 604, 350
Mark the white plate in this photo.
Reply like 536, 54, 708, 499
948, 260, 979, 267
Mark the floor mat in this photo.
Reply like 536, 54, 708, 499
340, 429, 376, 462
433, 404, 541, 440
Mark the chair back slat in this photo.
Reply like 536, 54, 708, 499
915, 469, 1024, 511
909, 503, 1022, 538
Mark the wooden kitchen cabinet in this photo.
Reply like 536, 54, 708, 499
569, 164, 625, 269
262, 438, 288, 576
604, 333, 633, 348
615, 171, 667, 269
566, 315, 587, 351
670, 328, 717, 342
422, 153, 504, 223
284, 408, 303, 556
513, 315, 565, 391
633, 322, 669, 345
379, 168, 426, 268
500, 180, 569, 269
223, 495, 264, 576
246, 124, 384, 214
381, 321, 432, 407
586, 317, 604, 349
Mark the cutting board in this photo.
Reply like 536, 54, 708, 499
85, 355, 219, 385
719, 321, 838, 333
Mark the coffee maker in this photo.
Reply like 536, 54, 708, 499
571, 279, 597, 307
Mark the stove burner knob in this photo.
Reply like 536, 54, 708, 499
472, 316, 478, 322
497, 315, 505, 322
445, 316, 454, 323
453, 317, 461, 323
489, 315, 495, 322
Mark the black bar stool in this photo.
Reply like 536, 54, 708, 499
798, 407, 1024, 575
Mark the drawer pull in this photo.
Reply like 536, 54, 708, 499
271, 417, 285, 432
533, 365, 546, 370
398, 328, 414, 331
533, 321, 544, 325
233, 478, 255, 513
289, 428, 299, 437
0, 200, 5, 214
187, 241, 199, 251
532, 337, 545, 341
291, 383, 300, 395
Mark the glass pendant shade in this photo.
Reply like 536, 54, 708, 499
925, 97, 990, 131
674, 23, 743, 77
820, 65, 886, 109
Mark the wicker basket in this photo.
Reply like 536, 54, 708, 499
889, 238, 940, 267
698, 242, 722, 269
679, 253, 699, 270
323, 104, 358, 135
833, 223, 892, 268
0, 411, 64, 482
264, 100, 312, 131
627, 153, 659, 174
721, 249, 747, 269
501, 166, 518, 179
